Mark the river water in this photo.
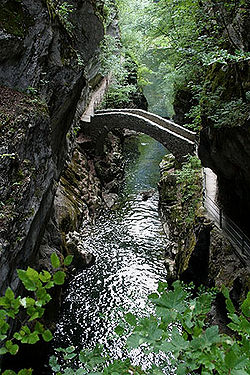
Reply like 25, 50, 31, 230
53, 134, 169, 370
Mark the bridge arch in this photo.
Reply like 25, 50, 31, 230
80, 109, 197, 160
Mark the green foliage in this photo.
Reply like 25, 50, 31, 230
102, 0, 118, 30
0, 154, 16, 160
2, 261, 247, 375
2, 370, 32, 375
115, 0, 250, 124
185, 84, 250, 130
49, 282, 250, 374
175, 156, 202, 225
50, 344, 145, 374
206, 97, 249, 128
102, 81, 137, 107
0, 252, 72, 374
56, 2, 74, 35
51, 252, 61, 269
64, 255, 74, 267
99, 34, 137, 107
26, 87, 38, 96
202, 48, 250, 66
46, 0, 74, 36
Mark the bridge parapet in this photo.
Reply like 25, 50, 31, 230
81, 111, 196, 160
96, 108, 196, 142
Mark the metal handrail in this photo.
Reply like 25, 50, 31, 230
203, 193, 250, 264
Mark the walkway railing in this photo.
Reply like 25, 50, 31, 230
203, 194, 250, 265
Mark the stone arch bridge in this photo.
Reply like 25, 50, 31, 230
81, 108, 197, 160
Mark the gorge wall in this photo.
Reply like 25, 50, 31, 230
159, 154, 249, 313
0, 0, 111, 295
173, 3, 250, 237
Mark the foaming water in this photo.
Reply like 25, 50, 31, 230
53, 134, 169, 369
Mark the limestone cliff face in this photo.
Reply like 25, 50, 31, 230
0, 0, 105, 294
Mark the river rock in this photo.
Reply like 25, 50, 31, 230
71, 249, 96, 270
140, 189, 155, 201
102, 192, 118, 208
65, 231, 95, 270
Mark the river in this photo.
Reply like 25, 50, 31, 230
52, 134, 169, 371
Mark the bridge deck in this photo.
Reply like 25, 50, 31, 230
81, 109, 197, 160
96, 108, 196, 142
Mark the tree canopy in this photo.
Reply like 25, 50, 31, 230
112, 0, 250, 125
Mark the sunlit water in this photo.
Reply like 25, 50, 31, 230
53, 134, 170, 370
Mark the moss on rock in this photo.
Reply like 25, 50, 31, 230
0, 0, 34, 37
159, 153, 249, 305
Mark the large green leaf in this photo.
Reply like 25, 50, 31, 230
51, 253, 61, 269
150, 281, 187, 317
53, 271, 65, 285
17, 370, 33, 375
39, 270, 51, 283
64, 255, 74, 266
241, 292, 250, 318
17, 268, 41, 291
42, 329, 53, 342
124, 312, 137, 325
49, 355, 61, 372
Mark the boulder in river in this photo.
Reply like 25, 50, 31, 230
66, 231, 95, 270
140, 189, 155, 201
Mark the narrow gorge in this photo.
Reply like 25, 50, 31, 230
0, 0, 249, 374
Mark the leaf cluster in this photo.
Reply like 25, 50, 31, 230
114, 0, 250, 124
99, 35, 138, 108
49, 281, 250, 375
0, 253, 73, 375
46, 0, 74, 36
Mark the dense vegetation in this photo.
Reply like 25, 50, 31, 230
1, 261, 249, 374
110, 0, 250, 126
1, 0, 250, 374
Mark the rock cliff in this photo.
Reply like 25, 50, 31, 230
0, 0, 107, 295
172, 3, 250, 237
159, 154, 249, 309
199, 124, 250, 237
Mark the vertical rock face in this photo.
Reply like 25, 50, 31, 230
158, 154, 249, 305
197, 6, 250, 233
158, 154, 210, 285
172, 4, 250, 236
0, 0, 105, 294
199, 125, 250, 237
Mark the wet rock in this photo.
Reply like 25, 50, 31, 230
0, 0, 104, 294
199, 125, 250, 237
65, 231, 95, 270
158, 151, 249, 306
140, 189, 155, 201
164, 258, 175, 279
0, 30, 24, 62
71, 249, 96, 270
102, 192, 118, 208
